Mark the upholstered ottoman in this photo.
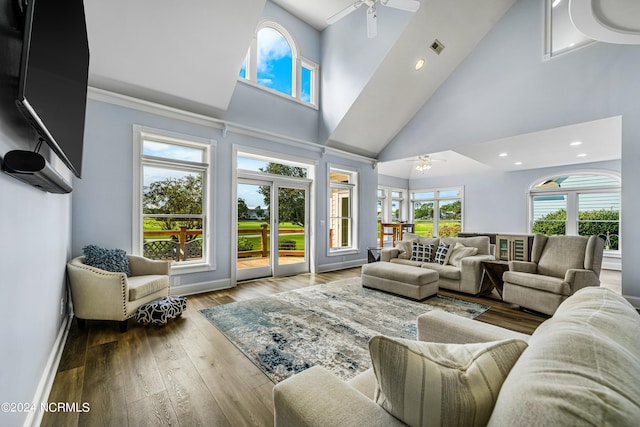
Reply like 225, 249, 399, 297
361, 262, 439, 300
136, 296, 187, 326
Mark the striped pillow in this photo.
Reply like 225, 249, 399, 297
369, 336, 528, 427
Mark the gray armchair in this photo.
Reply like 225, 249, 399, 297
502, 234, 605, 315
67, 255, 170, 331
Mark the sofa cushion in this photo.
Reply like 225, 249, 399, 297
420, 262, 461, 280
411, 241, 435, 263
536, 235, 587, 278
128, 275, 170, 301
442, 236, 491, 256
447, 242, 479, 268
434, 242, 452, 265
488, 287, 640, 426
369, 336, 528, 427
83, 245, 130, 275
390, 258, 424, 268
502, 271, 569, 295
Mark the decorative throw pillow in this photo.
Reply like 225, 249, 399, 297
369, 336, 528, 427
411, 241, 435, 263
448, 242, 479, 267
83, 245, 130, 275
434, 242, 451, 265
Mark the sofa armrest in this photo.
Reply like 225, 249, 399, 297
564, 269, 601, 294
274, 366, 404, 427
128, 255, 171, 276
380, 248, 400, 262
417, 311, 530, 343
508, 260, 537, 273
458, 254, 494, 295
66, 262, 128, 320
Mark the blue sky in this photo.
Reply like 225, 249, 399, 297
239, 27, 311, 102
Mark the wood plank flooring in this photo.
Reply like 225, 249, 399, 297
42, 267, 554, 426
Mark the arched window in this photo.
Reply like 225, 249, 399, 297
529, 172, 621, 252
239, 20, 318, 106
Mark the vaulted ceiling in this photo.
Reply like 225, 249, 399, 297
84, 0, 633, 175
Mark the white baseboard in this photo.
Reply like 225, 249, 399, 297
23, 313, 72, 427
170, 277, 233, 296
316, 259, 367, 273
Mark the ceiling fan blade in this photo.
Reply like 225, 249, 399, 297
380, 0, 420, 13
367, 6, 378, 38
327, 0, 364, 25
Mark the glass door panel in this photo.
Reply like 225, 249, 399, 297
236, 182, 271, 281
274, 185, 308, 277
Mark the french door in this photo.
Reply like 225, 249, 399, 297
236, 177, 309, 281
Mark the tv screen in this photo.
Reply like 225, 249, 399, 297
16, 0, 90, 178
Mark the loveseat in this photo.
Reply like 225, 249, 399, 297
273, 287, 640, 426
380, 235, 494, 295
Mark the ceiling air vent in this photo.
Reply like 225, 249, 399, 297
430, 39, 445, 55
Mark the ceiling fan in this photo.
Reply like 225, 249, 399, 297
327, 0, 421, 39
413, 155, 445, 172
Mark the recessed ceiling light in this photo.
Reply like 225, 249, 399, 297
570, 141, 583, 146
499, 152, 508, 157
415, 58, 426, 71
577, 153, 587, 157
514, 161, 523, 165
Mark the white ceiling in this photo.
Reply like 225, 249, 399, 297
83, 0, 632, 179
378, 116, 622, 179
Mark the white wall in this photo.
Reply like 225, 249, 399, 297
380, 0, 640, 302
0, 1, 72, 424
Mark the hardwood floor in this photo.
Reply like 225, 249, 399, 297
43, 267, 558, 426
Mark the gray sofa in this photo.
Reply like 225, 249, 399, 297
381, 235, 494, 295
273, 287, 640, 426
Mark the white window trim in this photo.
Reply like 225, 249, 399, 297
527, 170, 621, 255
410, 186, 464, 237
239, 18, 319, 108
328, 164, 359, 256
132, 125, 216, 274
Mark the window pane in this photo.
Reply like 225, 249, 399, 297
143, 140, 204, 162
578, 192, 620, 250
301, 65, 311, 103
329, 187, 351, 248
532, 194, 567, 235
143, 167, 203, 215
143, 217, 204, 262
239, 59, 247, 79
257, 27, 292, 96
391, 191, 402, 198
438, 200, 461, 237
439, 189, 461, 198
391, 200, 401, 222
413, 201, 434, 237
330, 171, 350, 183
534, 174, 619, 189
414, 191, 435, 199
377, 189, 385, 197
237, 156, 307, 178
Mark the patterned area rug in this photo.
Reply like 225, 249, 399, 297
200, 277, 489, 383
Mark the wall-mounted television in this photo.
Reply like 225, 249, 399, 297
15, 0, 90, 178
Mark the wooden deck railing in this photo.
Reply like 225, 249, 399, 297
143, 224, 305, 261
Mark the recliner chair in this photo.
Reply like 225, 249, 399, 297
502, 234, 605, 316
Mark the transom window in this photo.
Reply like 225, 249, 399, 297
530, 173, 620, 252
239, 20, 318, 106
133, 127, 214, 272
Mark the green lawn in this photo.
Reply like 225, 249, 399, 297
238, 220, 305, 252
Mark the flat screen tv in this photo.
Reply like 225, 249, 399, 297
16, 0, 90, 178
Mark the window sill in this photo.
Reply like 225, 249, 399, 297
170, 261, 215, 275
237, 78, 318, 110
328, 248, 360, 257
